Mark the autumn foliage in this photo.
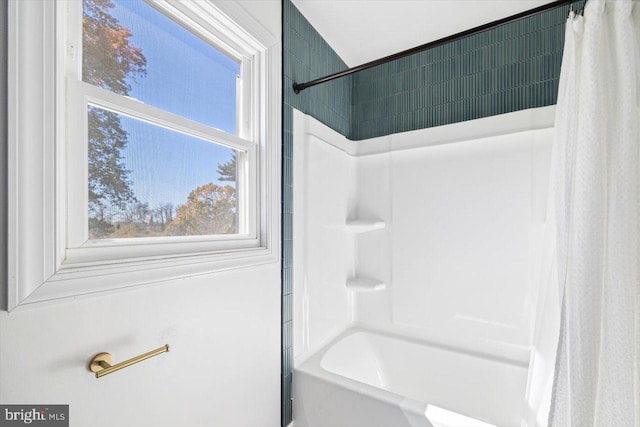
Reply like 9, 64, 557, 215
168, 183, 237, 236
84, 0, 145, 236
84, 0, 238, 239
82, 0, 146, 94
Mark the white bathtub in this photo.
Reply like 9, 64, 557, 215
293, 329, 529, 427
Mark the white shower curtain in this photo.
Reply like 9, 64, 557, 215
548, 1, 640, 426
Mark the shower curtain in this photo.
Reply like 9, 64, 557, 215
548, 1, 640, 426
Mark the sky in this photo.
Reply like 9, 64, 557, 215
91, 0, 240, 210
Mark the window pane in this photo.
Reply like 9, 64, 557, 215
82, 0, 240, 134
88, 105, 241, 239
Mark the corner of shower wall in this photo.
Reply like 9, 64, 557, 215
290, 109, 397, 361
348, 140, 394, 328
283, 2, 354, 423
291, 110, 358, 365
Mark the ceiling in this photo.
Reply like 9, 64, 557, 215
290, 0, 564, 67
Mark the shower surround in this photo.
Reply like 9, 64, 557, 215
292, 107, 558, 427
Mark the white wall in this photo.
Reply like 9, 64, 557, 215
0, 267, 281, 427
384, 130, 552, 359
0, 2, 282, 427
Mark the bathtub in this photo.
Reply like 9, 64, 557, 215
293, 329, 529, 427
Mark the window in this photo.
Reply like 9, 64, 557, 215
84, 106, 243, 240
7, 0, 280, 310
79, 0, 246, 242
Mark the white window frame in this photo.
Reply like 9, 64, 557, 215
7, 0, 281, 311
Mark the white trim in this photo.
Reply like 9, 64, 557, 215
305, 105, 557, 157
73, 81, 255, 152
65, 78, 261, 254
210, 1, 278, 49
8, 0, 59, 309
22, 248, 277, 307
7, 0, 281, 311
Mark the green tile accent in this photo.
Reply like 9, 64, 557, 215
281, 373, 293, 425
283, 1, 351, 136
350, 1, 585, 140
282, 267, 293, 296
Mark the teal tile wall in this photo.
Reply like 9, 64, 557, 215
282, 1, 351, 425
283, 1, 351, 135
350, 1, 585, 139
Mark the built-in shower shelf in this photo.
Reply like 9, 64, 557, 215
346, 277, 386, 291
345, 219, 386, 233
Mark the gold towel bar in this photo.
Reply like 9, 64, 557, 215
89, 344, 169, 378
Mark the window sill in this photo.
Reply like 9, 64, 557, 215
11, 246, 278, 311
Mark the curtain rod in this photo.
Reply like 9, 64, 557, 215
292, 0, 580, 94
